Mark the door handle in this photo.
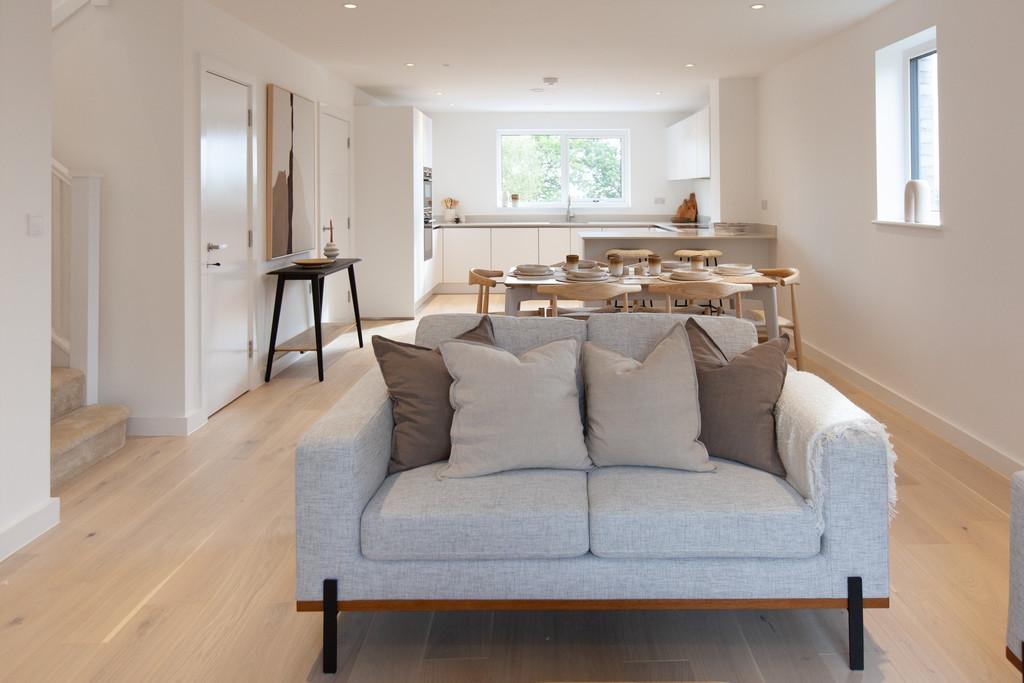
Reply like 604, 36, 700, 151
207, 243, 228, 251
206, 262, 222, 268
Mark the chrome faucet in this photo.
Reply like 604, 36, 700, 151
565, 195, 575, 223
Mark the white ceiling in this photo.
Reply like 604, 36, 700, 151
208, 0, 895, 113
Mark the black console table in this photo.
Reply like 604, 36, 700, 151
265, 258, 363, 383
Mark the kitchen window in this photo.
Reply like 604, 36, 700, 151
497, 130, 630, 208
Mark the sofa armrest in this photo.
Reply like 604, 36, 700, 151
295, 367, 393, 601
776, 370, 896, 597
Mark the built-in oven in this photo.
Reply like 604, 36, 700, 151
423, 167, 433, 261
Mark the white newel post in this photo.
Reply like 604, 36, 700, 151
70, 174, 101, 405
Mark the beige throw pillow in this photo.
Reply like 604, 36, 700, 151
583, 324, 713, 472
438, 339, 592, 478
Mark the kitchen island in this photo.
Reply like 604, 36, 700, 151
578, 224, 777, 266
431, 221, 778, 294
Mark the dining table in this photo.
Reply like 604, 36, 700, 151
500, 267, 782, 339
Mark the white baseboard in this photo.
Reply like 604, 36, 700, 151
128, 414, 201, 437
0, 497, 60, 562
804, 342, 1022, 477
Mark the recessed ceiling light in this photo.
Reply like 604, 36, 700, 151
441, 63, 451, 68
751, 3, 766, 9
404, 62, 415, 67
685, 63, 696, 68
342, 3, 357, 8
529, 87, 545, 93
655, 91, 663, 96
449, 103, 455, 107
435, 91, 443, 96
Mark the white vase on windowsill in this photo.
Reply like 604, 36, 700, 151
904, 179, 932, 223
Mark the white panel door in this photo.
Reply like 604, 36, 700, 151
319, 111, 352, 322
201, 71, 252, 417
443, 228, 491, 283
491, 228, 539, 270
538, 228, 571, 265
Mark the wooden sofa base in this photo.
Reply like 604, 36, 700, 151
307, 577, 884, 675
1007, 644, 1024, 679
297, 597, 890, 612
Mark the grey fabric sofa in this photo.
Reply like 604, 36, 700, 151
296, 314, 893, 673
1007, 472, 1024, 678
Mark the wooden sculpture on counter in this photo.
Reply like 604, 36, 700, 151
674, 193, 699, 224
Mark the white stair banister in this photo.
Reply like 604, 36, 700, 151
70, 173, 102, 405
52, 0, 108, 30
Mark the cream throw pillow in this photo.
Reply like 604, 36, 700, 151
583, 324, 713, 471
438, 339, 592, 478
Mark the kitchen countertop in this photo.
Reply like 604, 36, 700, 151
437, 221, 710, 230
580, 226, 776, 240
435, 222, 777, 240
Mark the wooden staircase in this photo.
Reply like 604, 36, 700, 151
51, 368, 129, 489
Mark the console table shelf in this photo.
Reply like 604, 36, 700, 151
265, 258, 363, 383
274, 322, 352, 354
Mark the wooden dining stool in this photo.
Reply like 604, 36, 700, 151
645, 281, 752, 318
673, 249, 723, 268
605, 248, 655, 263
537, 282, 642, 318
469, 269, 503, 314
744, 267, 804, 369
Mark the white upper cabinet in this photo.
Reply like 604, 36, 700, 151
667, 107, 711, 180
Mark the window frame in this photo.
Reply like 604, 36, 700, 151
495, 129, 631, 209
908, 47, 937, 185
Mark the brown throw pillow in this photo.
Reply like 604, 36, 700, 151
372, 317, 496, 474
684, 318, 789, 476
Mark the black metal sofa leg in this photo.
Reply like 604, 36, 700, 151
323, 579, 338, 674
848, 576, 864, 671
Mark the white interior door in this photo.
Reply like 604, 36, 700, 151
319, 111, 353, 323
202, 71, 252, 416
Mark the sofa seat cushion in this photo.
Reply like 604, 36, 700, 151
361, 463, 590, 560
588, 460, 820, 559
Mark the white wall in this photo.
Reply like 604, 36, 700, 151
430, 111, 703, 218
0, 0, 61, 560
53, 0, 359, 434
53, 0, 189, 435
758, 0, 1024, 470
182, 0, 357, 424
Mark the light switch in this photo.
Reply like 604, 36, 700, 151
653, 197, 666, 205
761, 200, 768, 211
27, 214, 45, 237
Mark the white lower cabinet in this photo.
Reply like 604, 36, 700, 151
538, 228, 571, 266
491, 228, 539, 271
443, 228, 491, 283
431, 228, 443, 289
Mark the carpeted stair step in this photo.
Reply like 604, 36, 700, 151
51, 367, 85, 423
51, 403, 130, 488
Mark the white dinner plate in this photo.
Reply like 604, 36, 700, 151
657, 273, 722, 283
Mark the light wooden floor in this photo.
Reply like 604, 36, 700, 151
1, 294, 1016, 682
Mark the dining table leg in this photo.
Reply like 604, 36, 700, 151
504, 287, 528, 315
760, 286, 781, 339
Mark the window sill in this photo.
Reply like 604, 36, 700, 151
873, 219, 943, 230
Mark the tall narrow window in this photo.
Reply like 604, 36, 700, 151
874, 27, 940, 226
910, 50, 940, 213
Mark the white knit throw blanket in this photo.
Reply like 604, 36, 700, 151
776, 370, 898, 530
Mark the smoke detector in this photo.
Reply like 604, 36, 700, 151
542, 76, 559, 87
